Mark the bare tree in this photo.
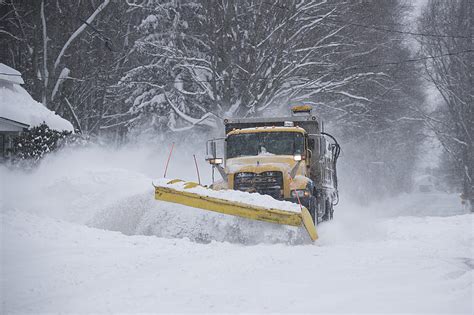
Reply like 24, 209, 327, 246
1, 0, 136, 134
119, 0, 383, 134
418, 0, 473, 211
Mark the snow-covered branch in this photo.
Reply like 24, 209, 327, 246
41, 0, 48, 105
53, 0, 110, 71
51, 67, 70, 101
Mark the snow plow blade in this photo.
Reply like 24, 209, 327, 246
153, 179, 318, 241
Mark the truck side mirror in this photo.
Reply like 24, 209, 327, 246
207, 158, 223, 165
206, 140, 223, 165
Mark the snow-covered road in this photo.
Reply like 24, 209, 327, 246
1, 146, 473, 313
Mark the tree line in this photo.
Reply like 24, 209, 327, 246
1, 0, 471, 208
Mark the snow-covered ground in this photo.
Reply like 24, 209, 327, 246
1, 145, 473, 313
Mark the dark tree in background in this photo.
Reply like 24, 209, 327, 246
1, 0, 137, 136
325, 0, 425, 200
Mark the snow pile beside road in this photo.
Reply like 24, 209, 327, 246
1, 208, 472, 313
91, 192, 306, 244
372, 191, 467, 217
1, 161, 151, 224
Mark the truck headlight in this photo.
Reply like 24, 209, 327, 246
262, 171, 279, 177
293, 154, 302, 161
291, 190, 310, 198
235, 172, 253, 178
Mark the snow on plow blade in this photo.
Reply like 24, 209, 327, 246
153, 179, 318, 241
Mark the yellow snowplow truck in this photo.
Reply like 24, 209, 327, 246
154, 105, 340, 241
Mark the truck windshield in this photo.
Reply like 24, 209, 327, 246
226, 132, 304, 158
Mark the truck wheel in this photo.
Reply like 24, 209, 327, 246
322, 199, 332, 221
321, 200, 327, 221
328, 200, 334, 220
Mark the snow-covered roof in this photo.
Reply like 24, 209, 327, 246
0, 63, 73, 132
0, 63, 24, 85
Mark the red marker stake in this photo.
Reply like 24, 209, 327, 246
163, 142, 175, 178
193, 154, 201, 185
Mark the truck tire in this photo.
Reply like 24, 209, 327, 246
308, 195, 318, 225
322, 199, 332, 221
327, 200, 334, 220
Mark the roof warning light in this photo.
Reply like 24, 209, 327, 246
291, 105, 313, 115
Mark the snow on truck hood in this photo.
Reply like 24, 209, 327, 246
225, 155, 302, 175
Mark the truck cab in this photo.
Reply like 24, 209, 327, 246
207, 106, 340, 224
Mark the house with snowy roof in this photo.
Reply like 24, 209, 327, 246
0, 63, 73, 159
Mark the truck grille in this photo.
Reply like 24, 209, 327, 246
234, 171, 283, 200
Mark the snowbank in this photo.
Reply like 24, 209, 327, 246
1, 208, 472, 313
1, 144, 472, 313
0, 63, 73, 131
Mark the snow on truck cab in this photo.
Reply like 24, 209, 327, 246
154, 105, 340, 241
206, 105, 340, 225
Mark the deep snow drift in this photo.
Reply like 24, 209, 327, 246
1, 145, 473, 313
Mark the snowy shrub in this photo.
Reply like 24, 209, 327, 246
12, 123, 71, 163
